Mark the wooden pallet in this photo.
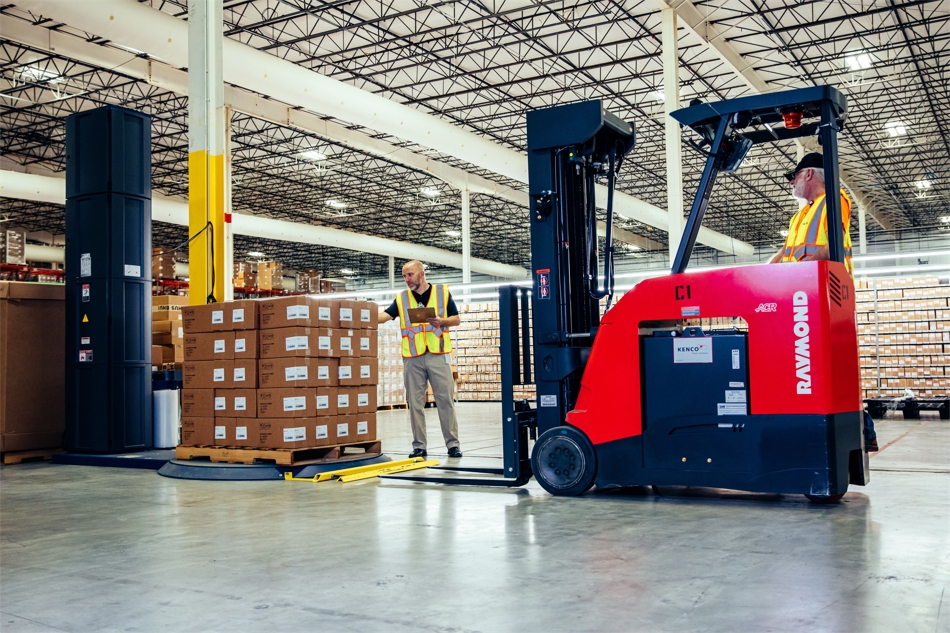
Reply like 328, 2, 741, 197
175, 440, 382, 466
377, 404, 408, 410
2, 448, 63, 465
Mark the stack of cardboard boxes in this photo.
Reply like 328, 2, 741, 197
151, 296, 187, 368
233, 262, 257, 289
257, 262, 283, 291
152, 247, 177, 279
179, 296, 380, 451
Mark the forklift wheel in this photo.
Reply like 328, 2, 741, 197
805, 493, 845, 504
531, 426, 597, 496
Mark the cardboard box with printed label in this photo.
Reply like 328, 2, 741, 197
357, 300, 378, 331
183, 360, 233, 389
260, 327, 341, 359
152, 320, 184, 345
233, 330, 259, 360
214, 388, 257, 418
338, 300, 361, 331
226, 418, 258, 447
334, 415, 355, 444
256, 418, 320, 449
232, 359, 258, 388
184, 331, 235, 361
353, 411, 377, 441
212, 417, 236, 446
312, 415, 335, 447
259, 357, 339, 388
152, 309, 183, 323
182, 304, 226, 334
215, 299, 259, 331
336, 386, 358, 415
356, 331, 378, 358
181, 417, 215, 446
355, 385, 377, 413
153, 295, 189, 311
315, 299, 342, 329
337, 329, 358, 357
259, 296, 321, 329
257, 387, 316, 418
315, 386, 339, 416
182, 389, 216, 417
151, 345, 162, 368
338, 357, 362, 387
357, 357, 378, 386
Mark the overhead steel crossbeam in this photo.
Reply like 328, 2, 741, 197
696, 0, 950, 228
0, 38, 533, 275
170, 0, 862, 248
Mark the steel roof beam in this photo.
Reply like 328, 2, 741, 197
14, 0, 753, 256
655, 0, 895, 232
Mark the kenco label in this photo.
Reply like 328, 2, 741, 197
673, 338, 712, 363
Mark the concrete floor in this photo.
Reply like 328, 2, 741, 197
1, 403, 948, 633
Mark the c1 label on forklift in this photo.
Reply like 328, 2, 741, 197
81, 284, 90, 302
681, 306, 700, 317
539, 395, 558, 407
673, 338, 712, 363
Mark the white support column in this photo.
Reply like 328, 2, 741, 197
223, 105, 234, 300
461, 189, 472, 284
858, 203, 868, 255
389, 256, 395, 288
662, 8, 684, 262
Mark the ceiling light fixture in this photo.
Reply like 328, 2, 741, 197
248, 251, 265, 257
21, 65, 61, 82
916, 180, 932, 189
651, 89, 665, 102
885, 121, 907, 137
325, 199, 348, 209
844, 53, 872, 71
445, 230, 461, 237
421, 187, 441, 197
340, 268, 354, 275
780, 229, 789, 237
298, 150, 327, 161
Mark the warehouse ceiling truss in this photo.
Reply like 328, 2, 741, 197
1, 0, 948, 275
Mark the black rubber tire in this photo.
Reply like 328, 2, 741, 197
805, 493, 845, 504
531, 426, 597, 496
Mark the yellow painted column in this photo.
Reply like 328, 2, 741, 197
188, 0, 225, 304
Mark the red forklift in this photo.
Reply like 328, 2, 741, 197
385, 86, 869, 503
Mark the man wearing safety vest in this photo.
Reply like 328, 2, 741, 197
770, 152, 877, 451
379, 260, 463, 459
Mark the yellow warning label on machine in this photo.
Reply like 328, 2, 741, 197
82, 314, 89, 322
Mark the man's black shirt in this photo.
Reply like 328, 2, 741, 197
385, 285, 459, 320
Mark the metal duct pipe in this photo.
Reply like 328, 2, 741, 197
1, 170, 528, 278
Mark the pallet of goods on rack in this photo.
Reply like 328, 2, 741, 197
0, 264, 64, 284
856, 274, 950, 400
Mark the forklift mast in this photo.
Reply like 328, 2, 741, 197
525, 101, 636, 435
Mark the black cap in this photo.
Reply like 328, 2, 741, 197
784, 152, 823, 182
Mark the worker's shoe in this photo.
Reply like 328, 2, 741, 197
408, 448, 427, 459
448, 447, 463, 458
865, 438, 879, 452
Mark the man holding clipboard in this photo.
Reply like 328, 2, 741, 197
379, 260, 462, 458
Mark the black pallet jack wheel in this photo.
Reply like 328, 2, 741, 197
531, 426, 597, 496
805, 493, 845, 504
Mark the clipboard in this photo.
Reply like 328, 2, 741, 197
407, 307, 436, 323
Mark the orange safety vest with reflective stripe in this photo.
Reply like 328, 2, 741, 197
780, 189, 854, 277
395, 284, 453, 358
